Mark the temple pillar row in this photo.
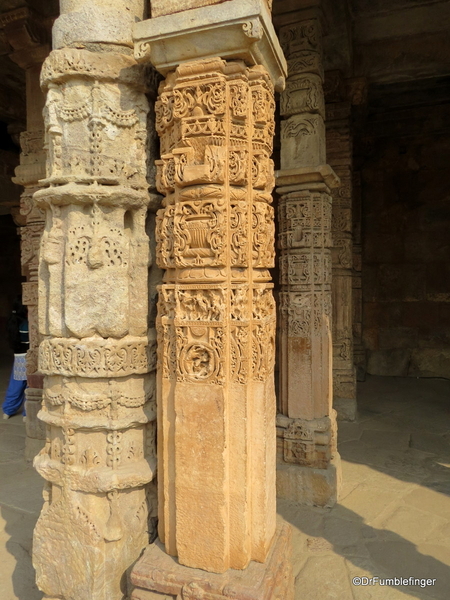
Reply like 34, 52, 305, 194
275, 12, 342, 507
1, 8, 50, 458
31, 2, 158, 599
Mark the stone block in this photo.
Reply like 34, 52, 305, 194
131, 523, 293, 600
366, 349, 411, 377
276, 454, 342, 508
378, 264, 426, 302
361, 265, 378, 302
151, 0, 230, 18
364, 233, 404, 264
409, 348, 450, 379
378, 326, 418, 350
54, 2, 145, 49
362, 327, 378, 352
133, 0, 287, 91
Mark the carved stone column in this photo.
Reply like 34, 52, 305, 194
275, 12, 342, 507
131, 1, 292, 599
352, 170, 366, 379
31, 2, 157, 599
325, 89, 357, 421
3, 7, 51, 458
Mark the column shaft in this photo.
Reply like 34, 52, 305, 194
276, 14, 341, 507
155, 57, 277, 573
326, 98, 357, 421
31, 2, 157, 599
3, 8, 52, 458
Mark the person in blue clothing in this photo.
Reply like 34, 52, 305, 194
2, 297, 29, 420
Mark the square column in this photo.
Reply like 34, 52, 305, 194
131, 1, 293, 598
275, 11, 342, 508
325, 91, 357, 421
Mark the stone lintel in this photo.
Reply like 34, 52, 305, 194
275, 165, 340, 192
131, 522, 293, 600
133, 0, 287, 91
276, 455, 342, 508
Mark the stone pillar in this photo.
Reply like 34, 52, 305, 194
325, 85, 357, 421
347, 77, 368, 382
275, 12, 342, 507
352, 170, 366, 380
3, 7, 50, 458
131, 1, 292, 598
31, 2, 158, 599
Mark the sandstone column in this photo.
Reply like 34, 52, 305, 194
325, 83, 357, 421
131, 1, 292, 598
275, 11, 342, 507
31, 2, 157, 599
352, 169, 366, 379
2, 7, 50, 458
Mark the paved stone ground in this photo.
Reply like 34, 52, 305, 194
1, 365, 449, 599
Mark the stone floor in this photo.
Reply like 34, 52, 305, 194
1, 367, 449, 600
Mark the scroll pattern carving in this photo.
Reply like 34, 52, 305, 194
155, 58, 277, 572
32, 48, 157, 600
277, 17, 338, 475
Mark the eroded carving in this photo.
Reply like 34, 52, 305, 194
155, 58, 277, 572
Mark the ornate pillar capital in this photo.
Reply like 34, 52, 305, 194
130, 2, 293, 598
133, 0, 287, 91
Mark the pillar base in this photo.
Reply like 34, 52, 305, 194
131, 522, 293, 600
276, 454, 342, 508
334, 397, 357, 421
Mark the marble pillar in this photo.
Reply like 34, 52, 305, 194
275, 12, 342, 507
131, 1, 293, 598
31, 2, 158, 599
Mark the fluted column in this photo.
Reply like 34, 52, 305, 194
131, 2, 292, 599
275, 12, 341, 507
31, 2, 157, 599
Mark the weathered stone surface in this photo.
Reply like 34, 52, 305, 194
276, 11, 341, 507
30, 3, 157, 600
325, 98, 357, 422
151, 0, 230, 18
276, 455, 341, 508
154, 56, 278, 573
133, 0, 286, 92
131, 522, 293, 600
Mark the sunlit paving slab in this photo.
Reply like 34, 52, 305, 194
1, 375, 450, 599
